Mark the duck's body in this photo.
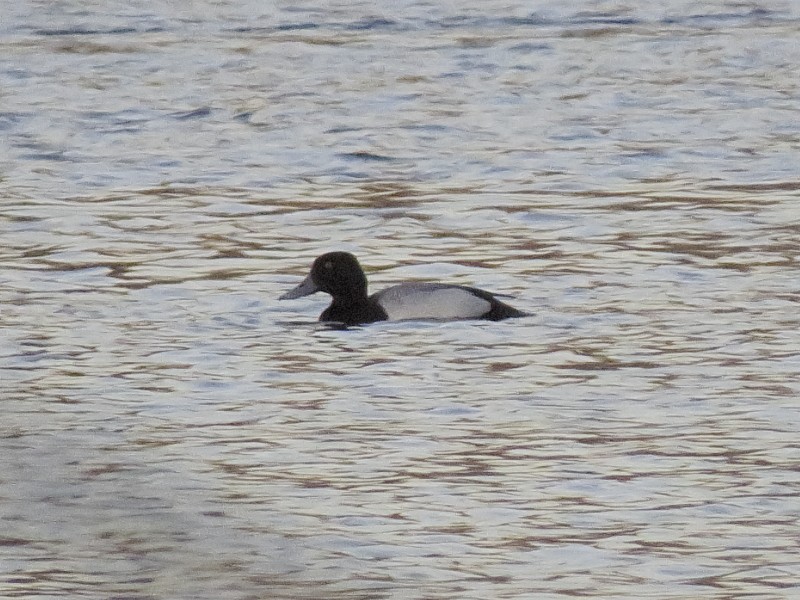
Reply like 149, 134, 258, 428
280, 252, 527, 326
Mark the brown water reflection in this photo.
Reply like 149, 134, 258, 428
3, 173, 798, 598
3, 1, 800, 599
5, 176, 798, 598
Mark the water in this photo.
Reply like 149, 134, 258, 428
2, 1, 799, 599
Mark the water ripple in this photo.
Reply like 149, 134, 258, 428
2, 1, 799, 599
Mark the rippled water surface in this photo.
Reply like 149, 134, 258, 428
2, 1, 799, 599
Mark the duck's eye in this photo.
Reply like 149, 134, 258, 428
324, 261, 333, 270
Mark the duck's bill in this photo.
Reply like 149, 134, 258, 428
279, 275, 319, 300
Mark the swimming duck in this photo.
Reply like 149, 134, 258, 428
279, 251, 527, 326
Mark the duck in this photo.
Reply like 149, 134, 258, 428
279, 251, 527, 326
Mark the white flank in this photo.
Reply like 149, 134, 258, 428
375, 284, 491, 321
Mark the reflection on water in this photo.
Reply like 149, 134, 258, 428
2, 1, 799, 599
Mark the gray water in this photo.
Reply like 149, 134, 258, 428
2, 1, 799, 599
